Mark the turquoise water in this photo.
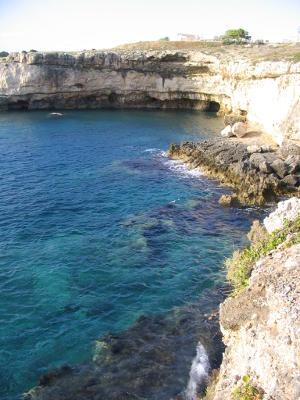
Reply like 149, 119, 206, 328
0, 110, 263, 399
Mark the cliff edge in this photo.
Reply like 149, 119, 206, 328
1, 42, 300, 145
205, 198, 300, 400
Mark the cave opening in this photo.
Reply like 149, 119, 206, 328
207, 101, 220, 112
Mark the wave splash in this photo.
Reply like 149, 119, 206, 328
185, 342, 210, 400
155, 150, 204, 179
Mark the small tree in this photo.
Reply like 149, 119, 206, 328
221, 29, 251, 41
159, 36, 170, 41
0, 51, 9, 57
30, 49, 38, 52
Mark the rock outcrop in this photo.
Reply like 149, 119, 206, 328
1, 48, 300, 144
210, 199, 300, 400
168, 139, 300, 205
264, 197, 300, 233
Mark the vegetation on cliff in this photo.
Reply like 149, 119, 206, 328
231, 375, 263, 400
226, 215, 300, 295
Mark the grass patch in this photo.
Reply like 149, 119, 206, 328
293, 53, 300, 62
226, 215, 300, 295
231, 375, 263, 400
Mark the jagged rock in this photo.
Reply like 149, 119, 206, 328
247, 145, 276, 155
281, 174, 298, 187
285, 155, 300, 174
168, 138, 299, 205
280, 140, 300, 158
247, 145, 261, 154
232, 122, 248, 138
249, 153, 272, 173
261, 144, 275, 153
218, 194, 240, 207
270, 158, 288, 178
221, 125, 233, 138
264, 197, 300, 233
224, 114, 247, 127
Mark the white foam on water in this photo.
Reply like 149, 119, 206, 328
159, 151, 204, 179
143, 148, 159, 153
144, 148, 204, 180
185, 342, 210, 400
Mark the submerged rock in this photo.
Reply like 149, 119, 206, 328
24, 288, 227, 400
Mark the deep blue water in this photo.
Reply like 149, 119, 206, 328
0, 110, 264, 399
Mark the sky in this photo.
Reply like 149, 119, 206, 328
0, 0, 300, 52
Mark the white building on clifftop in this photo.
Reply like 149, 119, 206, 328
177, 33, 201, 41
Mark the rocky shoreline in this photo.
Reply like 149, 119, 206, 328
169, 138, 300, 205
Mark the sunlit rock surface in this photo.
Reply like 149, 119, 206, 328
211, 199, 300, 400
1, 49, 300, 144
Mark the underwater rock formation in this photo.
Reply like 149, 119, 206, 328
24, 288, 227, 400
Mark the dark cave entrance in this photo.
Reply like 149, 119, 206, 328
207, 101, 220, 112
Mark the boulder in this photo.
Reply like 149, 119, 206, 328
247, 145, 276, 154
270, 159, 288, 178
247, 145, 261, 154
280, 140, 300, 158
264, 197, 300, 233
249, 153, 272, 174
281, 174, 298, 187
261, 145, 275, 153
285, 155, 300, 174
232, 122, 247, 138
218, 194, 240, 207
221, 125, 234, 138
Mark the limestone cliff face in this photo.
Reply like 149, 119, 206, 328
0, 49, 299, 144
213, 243, 300, 400
211, 199, 300, 400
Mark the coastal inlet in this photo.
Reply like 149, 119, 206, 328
0, 110, 265, 399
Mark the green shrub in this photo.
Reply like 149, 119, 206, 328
294, 53, 300, 62
231, 375, 263, 400
159, 36, 170, 41
226, 215, 300, 295
0, 51, 9, 57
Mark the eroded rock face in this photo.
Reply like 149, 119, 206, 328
264, 197, 300, 233
1, 50, 300, 144
214, 242, 300, 400
168, 139, 300, 205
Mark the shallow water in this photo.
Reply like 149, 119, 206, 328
0, 110, 264, 399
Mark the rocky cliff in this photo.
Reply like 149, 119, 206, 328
1, 45, 300, 145
207, 198, 300, 400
